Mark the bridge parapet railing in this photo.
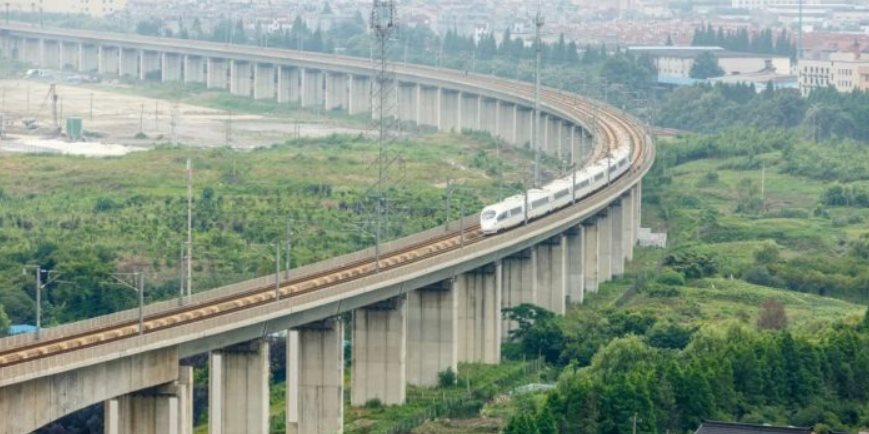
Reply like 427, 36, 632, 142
0, 214, 477, 350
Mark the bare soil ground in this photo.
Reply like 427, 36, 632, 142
0, 78, 366, 155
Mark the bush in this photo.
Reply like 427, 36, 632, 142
437, 367, 457, 388
364, 398, 383, 410
657, 268, 686, 286
645, 285, 681, 298
743, 266, 786, 288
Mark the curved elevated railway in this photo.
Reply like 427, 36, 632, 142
0, 24, 654, 376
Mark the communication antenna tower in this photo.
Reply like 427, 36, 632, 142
361, 0, 401, 272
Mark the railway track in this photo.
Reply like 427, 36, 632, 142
0, 37, 651, 368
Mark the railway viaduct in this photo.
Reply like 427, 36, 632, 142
0, 23, 655, 434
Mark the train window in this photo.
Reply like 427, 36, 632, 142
482, 210, 496, 220
594, 173, 604, 180
531, 198, 549, 208
575, 180, 590, 189
554, 189, 569, 199
497, 212, 509, 222
510, 207, 522, 215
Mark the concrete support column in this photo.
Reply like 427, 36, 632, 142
184, 55, 205, 84
501, 249, 537, 336
287, 319, 344, 434
24, 38, 41, 65
439, 89, 460, 132
635, 182, 643, 239
396, 82, 418, 123
547, 116, 561, 156
42, 40, 60, 69
206, 58, 229, 89
209, 340, 269, 434
583, 220, 600, 293
301, 68, 324, 108
535, 237, 567, 315
456, 262, 502, 364
119, 48, 139, 78
104, 366, 194, 434
622, 190, 636, 262
99, 46, 120, 76
230, 60, 252, 97
565, 225, 585, 304
480, 98, 498, 137
598, 211, 613, 283
60, 42, 79, 70
324, 72, 349, 110
418, 85, 439, 128
139, 50, 161, 80
515, 107, 533, 149
496, 102, 514, 144
161, 53, 183, 82
611, 201, 625, 277
253, 63, 276, 100
459, 93, 480, 131
407, 281, 457, 386
79, 44, 99, 72
348, 75, 372, 115
561, 123, 572, 161
351, 297, 406, 406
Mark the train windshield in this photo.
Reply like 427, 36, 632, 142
482, 210, 497, 220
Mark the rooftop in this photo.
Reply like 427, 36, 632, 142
695, 421, 813, 434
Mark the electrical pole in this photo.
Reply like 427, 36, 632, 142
274, 241, 281, 300
285, 219, 292, 280
371, 0, 397, 273
186, 158, 193, 300
532, 9, 544, 187
90, 92, 93, 121
798, 0, 803, 61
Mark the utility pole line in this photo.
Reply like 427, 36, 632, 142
186, 158, 193, 301
533, 8, 544, 187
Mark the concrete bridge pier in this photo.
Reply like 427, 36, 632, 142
351, 296, 407, 406
546, 116, 560, 158
598, 211, 613, 283
24, 37, 41, 65
458, 93, 480, 131
161, 53, 183, 82
439, 89, 461, 132
253, 63, 275, 100
104, 366, 194, 434
561, 123, 572, 161
184, 55, 205, 84
407, 280, 457, 386
348, 75, 371, 115
610, 201, 625, 276
301, 68, 324, 108
456, 261, 502, 364
515, 107, 533, 149
42, 40, 60, 69
230, 60, 252, 97
206, 58, 229, 90
78, 44, 99, 72
583, 219, 600, 293
287, 318, 344, 434
396, 82, 418, 124
418, 85, 440, 128
119, 48, 139, 78
622, 190, 636, 262
480, 98, 498, 138
496, 102, 515, 145
98, 46, 120, 76
139, 50, 161, 80
565, 225, 586, 304
324, 72, 348, 110
208, 340, 269, 434
501, 248, 537, 336
535, 236, 567, 315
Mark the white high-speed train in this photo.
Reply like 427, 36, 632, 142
480, 144, 632, 234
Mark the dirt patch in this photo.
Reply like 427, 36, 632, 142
0, 78, 366, 151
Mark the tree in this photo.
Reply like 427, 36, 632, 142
665, 34, 674, 46
690, 51, 725, 79
504, 413, 539, 434
757, 300, 788, 330
502, 304, 564, 363
537, 406, 557, 434
0, 304, 10, 337
861, 306, 869, 332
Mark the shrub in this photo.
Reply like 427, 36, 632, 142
757, 299, 788, 330
364, 398, 383, 410
657, 268, 686, 286
437, 367, 457, 388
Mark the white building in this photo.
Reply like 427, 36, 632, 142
799, 49, 869, 94
628, 46, 792, 79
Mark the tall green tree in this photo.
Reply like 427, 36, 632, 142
0, 304, 10, 336
690, 51, 725, 79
